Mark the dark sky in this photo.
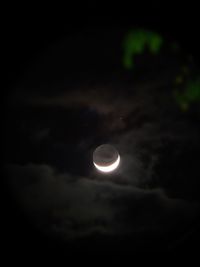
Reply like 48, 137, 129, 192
2, 5, 200, 262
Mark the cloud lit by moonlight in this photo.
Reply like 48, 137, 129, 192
93, 144, 120, 173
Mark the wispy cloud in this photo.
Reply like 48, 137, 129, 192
5, 163, 199, 241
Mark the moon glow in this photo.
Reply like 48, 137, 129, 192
93, 144, 120, 173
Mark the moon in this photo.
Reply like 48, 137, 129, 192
93, 144, 120, 173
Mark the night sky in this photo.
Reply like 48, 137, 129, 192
3, 7, 200, 262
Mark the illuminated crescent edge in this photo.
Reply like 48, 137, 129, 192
93, 154, 120, 173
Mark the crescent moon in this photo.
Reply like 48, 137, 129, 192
93, 154, 120, 173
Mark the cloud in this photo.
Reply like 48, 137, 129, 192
5, 163, 199, 242
8, 74, 175, 137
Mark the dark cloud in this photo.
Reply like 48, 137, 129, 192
5, 163, 199, 243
